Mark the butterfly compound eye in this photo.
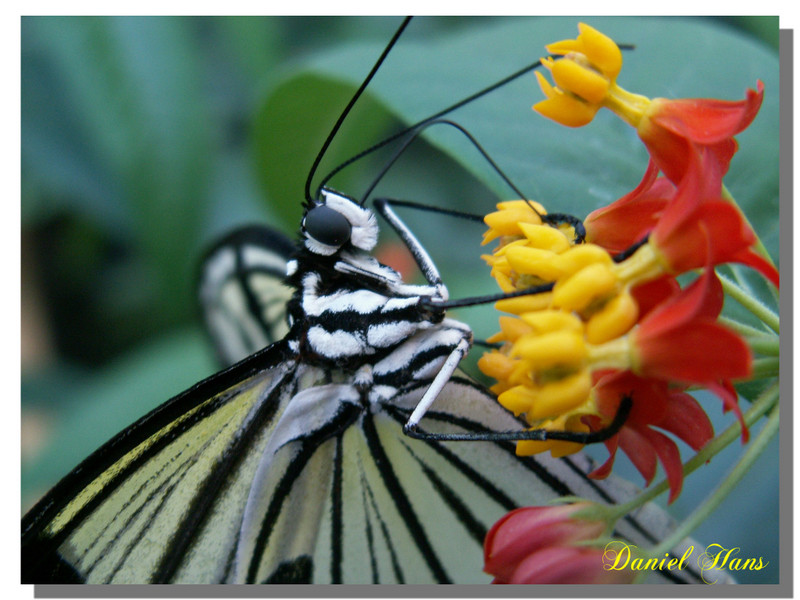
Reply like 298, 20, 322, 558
304, 205, 352, 247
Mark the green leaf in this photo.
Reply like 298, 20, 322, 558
23, 16, 215, 329
252, 73, 397, 230
263, 17, 778, 260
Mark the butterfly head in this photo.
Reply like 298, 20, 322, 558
302, 189, 379, 256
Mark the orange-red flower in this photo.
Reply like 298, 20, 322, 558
631, 268, 751, 384
650, 149, 778, 287
588, 149, 779, 288
632, 268, 750, 445
629, 275, 681, 320
533, 24, 765, 186
587, 370, 714, 503
579, 269, 750, 501
638, 81, 764, 185
584, 160, 674, 254
484, 503, 634, 584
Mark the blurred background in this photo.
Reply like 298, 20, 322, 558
21, 16, 780, 583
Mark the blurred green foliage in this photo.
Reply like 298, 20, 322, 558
21, 16, 779, 583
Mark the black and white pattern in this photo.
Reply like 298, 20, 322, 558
21, 189, 713, 584
199, 225, 297, 365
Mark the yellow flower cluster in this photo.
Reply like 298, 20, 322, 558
478, 200, 661, 457
533, 23, 651, 129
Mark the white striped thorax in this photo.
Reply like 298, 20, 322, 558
287, 189, 468, 402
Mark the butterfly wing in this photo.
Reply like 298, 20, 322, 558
22, 352, 712, 584
198, 225, 296, 366
230, 373, 708, 584
21, 341, 297, 584
364, 376, 709, 584
223, 373, 554, 583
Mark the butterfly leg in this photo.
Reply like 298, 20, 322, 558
372, 196, 445, 288
402, 335, 471, 433
364, 317, 475, 434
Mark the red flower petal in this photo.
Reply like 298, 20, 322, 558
654, 199, 775, 279
637, 271, 723, 340
707, 380, 750, 443
636, 427, 684, 503
483, 505, 604, 581
588, 436, 619, 480
730, 247, 780, 288
639, 82, 764, 183
617, 426, 658, 485
635, 320, 752, 384
656, 391, 714, 452
638, 122, 694, 185
648, 81, 764, 145
507, 547, 634, 584
587, 371, 715, 502
630, 276, 681, 320
584, 160, 674, 253
649, 147, 723, 255
593, 370, 668, 424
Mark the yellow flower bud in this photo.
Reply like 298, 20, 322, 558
575, 23, 623, 79
515, 415, 590, 458
552, 262, 617, 312
505, 246, 562, 280
508, 358, 536, 386
518, 222, 572, 253
524, 371, 593, 421
495, 292, 553, 315
533, 71, 599, 128
490, 381, 512, 396
493, 238, 530, 255
515, 438, 555, 456
585, 290, 639, 344
497, 385, 535, 416
477, 350, 517, 382
551, 244, 613, 276
496, 199, 547, 213
497, 315, 535, 341
545, 23, 623, 81
511, 330, 587, 369
550, 57, 610, 104
487, 315, 536, 344
484, 209, 541, 244
547, 439, 587, 458
534, 23, 650, 131
483, 203, 545, 241
490, 269, 516, 293
519, 310, 583, 334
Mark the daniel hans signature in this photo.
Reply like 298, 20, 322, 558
602, 541, 769, 583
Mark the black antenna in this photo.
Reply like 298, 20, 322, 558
315, 43, 636, 199
303, 16, 413, 208
419, 283, 556, 311
316, 58, 545, 199
403, 395, 632, 443
359, 118, 529, 206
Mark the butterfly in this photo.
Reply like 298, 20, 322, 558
21, 17, 720, 585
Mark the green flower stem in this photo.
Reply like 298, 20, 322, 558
716, 316, 778, 358
719, 273, 779, 334
607, 381, 779, 521
751, 357, 780, 379
721, 185, 774, 268
743, 335, 780, 356
717, 316, 775, 340
650, 400, 779, 557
